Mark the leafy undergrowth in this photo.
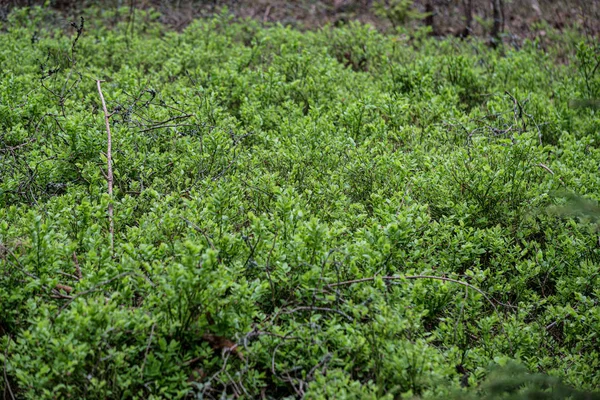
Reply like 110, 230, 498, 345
1, 6, 600, 400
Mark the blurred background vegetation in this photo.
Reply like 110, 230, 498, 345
2, 0, 599, 41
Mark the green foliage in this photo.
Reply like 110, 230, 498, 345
442, 362, 600, 400
1, 6, 600, 399
575, 41, 600, 99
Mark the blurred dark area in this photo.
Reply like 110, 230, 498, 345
1, 0, 598, 40
443, 362, 600, 400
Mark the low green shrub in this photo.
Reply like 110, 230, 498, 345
1, 6, 599, 399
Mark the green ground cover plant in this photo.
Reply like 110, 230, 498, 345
1, 5, 599, 399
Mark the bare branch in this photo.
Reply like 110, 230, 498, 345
96, 80, 114, 254
3, 336, 15, 400
327, 274, 514, 308
537, 163, 565, 186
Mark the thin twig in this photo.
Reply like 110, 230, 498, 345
271, 341, 284, 377
50, 293, 74, 300
180, 217, 215, 250
69, 17, 84, 65
545, 320, 559, 330
3, 336, 15, 400
138, 123, 196, 133
139, 113, 192, 128
307, 353, 332, 380
58, 272, 135, 314
0, 138, 36, 153
56, 271, 79, 281
505, 91, 526, 133
202, 351, 232, 397
3, 247, 74, 300
283, 371, 304, 397
453, 286, 469, 345
327, 274, 514, 308
96, 80, 114, 254
537, 163, 565, 186
264, 233, 278, 305
3, 247, 38, 280
140, 323, 156, 379
281, 306, 353, 322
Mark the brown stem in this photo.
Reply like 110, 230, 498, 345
96, 80, 114, 253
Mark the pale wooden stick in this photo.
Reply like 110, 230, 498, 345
96, 80, 114, 253
537, 163, 565, 186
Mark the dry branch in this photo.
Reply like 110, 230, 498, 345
537, 163, 565, 186
96, 80, 114, 253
